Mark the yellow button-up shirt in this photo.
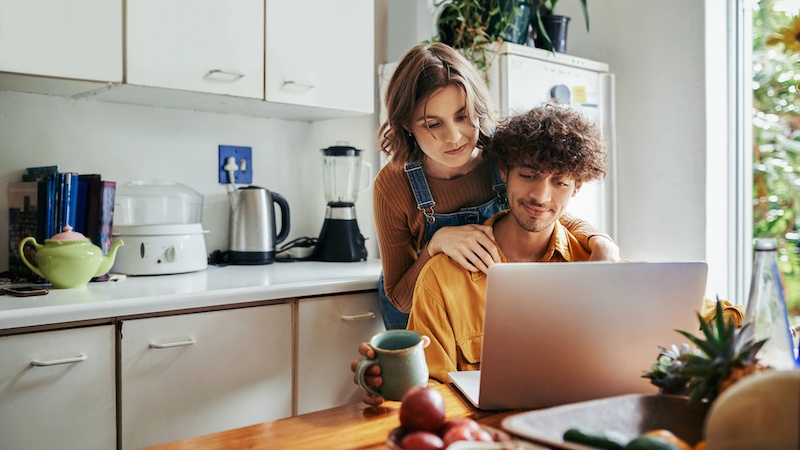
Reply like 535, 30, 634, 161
407, 210, 593, 383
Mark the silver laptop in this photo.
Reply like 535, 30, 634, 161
448, 261, 708, 410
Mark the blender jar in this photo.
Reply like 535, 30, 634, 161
321, 145, 372, 204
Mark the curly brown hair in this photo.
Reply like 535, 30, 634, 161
377, 43, 495, 166
486, 105, 608, 183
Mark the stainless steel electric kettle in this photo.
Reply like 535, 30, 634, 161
228, 186, 290, 265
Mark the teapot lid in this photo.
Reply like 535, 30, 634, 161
49, 225, 89, 241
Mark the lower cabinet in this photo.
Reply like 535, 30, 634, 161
0, 325, 116, 450
296, 292, 385, 414
119, 303, 292, 450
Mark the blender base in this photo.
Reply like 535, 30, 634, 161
313, 217, 367, 262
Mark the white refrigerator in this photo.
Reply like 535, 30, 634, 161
488, 42, 617, 239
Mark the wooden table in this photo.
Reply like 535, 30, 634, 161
143, 383, 537, 450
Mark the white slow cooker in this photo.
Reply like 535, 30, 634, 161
111, 180, 208, 275
112, 224, 208, 275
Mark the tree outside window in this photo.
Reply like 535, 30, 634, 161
753, 0, 800, 321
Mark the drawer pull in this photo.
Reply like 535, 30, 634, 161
32, 353, 87, 366
281, 80, 315, 92
205, 69, 245, 82
341, 312, 376, 321
150, 338, 197, 349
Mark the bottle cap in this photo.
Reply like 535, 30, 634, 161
754, 238, 778, 251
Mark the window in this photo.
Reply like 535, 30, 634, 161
749, 0, 800, 321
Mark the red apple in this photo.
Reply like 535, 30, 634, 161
401, 431, 444, 450
442, 423, 495, 447
439, 417, 481, 436
399, 387, 446, 433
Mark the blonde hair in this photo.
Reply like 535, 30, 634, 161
378, 43, 495, 166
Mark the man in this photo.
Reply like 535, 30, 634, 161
353, 104, 611, 401
407, 104, 610, 383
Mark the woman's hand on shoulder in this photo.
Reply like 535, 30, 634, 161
588, 236, 621, 262
427, 224, 501, 274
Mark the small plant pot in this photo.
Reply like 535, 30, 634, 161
533, 14, 571, 53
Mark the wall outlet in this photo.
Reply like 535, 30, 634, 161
218, 145, 253, 184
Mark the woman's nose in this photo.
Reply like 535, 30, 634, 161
442, 122, 461, 144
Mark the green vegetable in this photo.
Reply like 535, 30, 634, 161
624, 436, 681, 450
563, 428, 629, 449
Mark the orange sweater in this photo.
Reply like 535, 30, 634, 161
372, 158, 603, 313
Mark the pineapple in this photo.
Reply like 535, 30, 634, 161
673, 301, 769, 404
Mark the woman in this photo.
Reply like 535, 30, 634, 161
374, 42, 618, 330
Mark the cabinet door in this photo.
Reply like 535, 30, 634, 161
297, 292, 384, 414
265, 0, 374, 113
0, 0, 122, 81
120, 304, 292, 450
127, 0, 264, 98
0, 326, 116, 450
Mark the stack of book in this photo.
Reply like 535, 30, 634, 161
8, 166, 116, 282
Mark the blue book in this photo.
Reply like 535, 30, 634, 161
64, 172, 78, 230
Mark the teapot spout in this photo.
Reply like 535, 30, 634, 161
95, 239, 125, 277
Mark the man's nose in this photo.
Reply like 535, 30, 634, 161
529, 179, 551, 202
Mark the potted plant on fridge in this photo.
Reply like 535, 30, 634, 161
532, 0, 590, 53
434, 0, 532, 76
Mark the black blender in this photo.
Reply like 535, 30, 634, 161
312, 145, 371, 262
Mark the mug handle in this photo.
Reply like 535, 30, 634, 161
355, 358, 382, 397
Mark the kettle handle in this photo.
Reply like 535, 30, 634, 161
272, 192, 291, 245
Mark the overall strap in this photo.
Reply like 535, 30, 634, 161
404, 161, 436, 223
489, 160, 508, 206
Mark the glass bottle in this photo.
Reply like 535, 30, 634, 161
743, 238, 797, 370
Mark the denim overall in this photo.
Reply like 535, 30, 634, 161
378, 160, 507, 329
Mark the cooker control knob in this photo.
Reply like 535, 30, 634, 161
164, 246, 181, 262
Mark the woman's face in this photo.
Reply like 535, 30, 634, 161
408, 84, 480, 178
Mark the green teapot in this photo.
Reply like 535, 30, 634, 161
19, 226, 124, 289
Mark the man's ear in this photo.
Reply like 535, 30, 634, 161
499, 165, 510, 183
571, 182, 582, 197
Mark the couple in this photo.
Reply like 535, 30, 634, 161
354, 103, 613, 405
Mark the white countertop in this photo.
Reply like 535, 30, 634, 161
0, 260, 383, 332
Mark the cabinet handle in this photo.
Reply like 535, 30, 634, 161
31, 353, 87, 366
149, 338, 197, 349
280, 80, 315, 92
205, 69, 245, 82
341, 312, 376, 321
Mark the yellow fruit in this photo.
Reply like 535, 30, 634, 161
705, 369, 800, 450
641, 430, 691, 450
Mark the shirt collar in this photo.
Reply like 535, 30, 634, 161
469, 210, 570, 282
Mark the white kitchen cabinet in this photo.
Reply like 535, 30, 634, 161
297, 291, 384, 414
0, 325, 116, 450
120, 304, 292, 450
0, 0, 122, 93
265, 0, 375, 114
126, 0, 264, 98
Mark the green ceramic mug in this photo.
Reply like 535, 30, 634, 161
355, 330, 429, 401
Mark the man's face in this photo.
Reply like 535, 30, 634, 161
503, 165, 582, 233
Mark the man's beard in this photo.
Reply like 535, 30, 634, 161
510, 199, 557, 233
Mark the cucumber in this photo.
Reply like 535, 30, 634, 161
563, 427, 629, 449
624, 436, 681, 450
